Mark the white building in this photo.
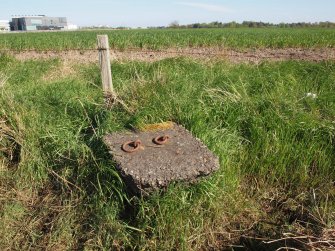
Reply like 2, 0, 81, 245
0, 20, 10, 32
65, 24, 78, 30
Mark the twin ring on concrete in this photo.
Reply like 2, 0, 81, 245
153, 135, 170, 145
122, 139, 142, 153
122, 135, 170, 153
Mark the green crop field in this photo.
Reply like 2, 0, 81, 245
0, 29, 335, 250
1, 28, 335, 50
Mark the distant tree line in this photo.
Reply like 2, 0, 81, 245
82, 21, 335, 30
163, 21, 335, 29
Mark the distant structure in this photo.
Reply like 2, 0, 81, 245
66, 24, 79, 30
10, 15, 69, 31
0, 20, 10, 32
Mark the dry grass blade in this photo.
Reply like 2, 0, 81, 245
0, 117, 20, 164
0, 73, 9, 88
259, 231, 335, 251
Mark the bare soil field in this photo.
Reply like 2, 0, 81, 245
7, 47, 335, 63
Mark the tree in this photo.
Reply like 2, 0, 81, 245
169, 21, 179, 28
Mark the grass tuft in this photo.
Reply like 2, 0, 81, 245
0, 55, 334, 249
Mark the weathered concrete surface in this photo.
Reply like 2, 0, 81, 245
103, 123, 220, 194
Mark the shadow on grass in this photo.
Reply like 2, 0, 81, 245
39, 101, 144, 248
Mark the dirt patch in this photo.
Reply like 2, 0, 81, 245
7, 47, 335, 63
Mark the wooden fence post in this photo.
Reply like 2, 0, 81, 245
97, 35, 114, 105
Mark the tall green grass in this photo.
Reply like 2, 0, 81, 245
0, 56, 334, 249
0, 28, 335, 51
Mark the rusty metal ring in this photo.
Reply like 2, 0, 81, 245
122, 140, 142, 153
153, 135, 170, 145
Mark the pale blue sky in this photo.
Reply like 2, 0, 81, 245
1, 0, 334, 27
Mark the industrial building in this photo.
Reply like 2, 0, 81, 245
10, 15, 68, 31
0, 20, 10, 32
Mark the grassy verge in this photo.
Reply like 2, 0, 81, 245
0, 55, 334, 250
0, 28, 335, 51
